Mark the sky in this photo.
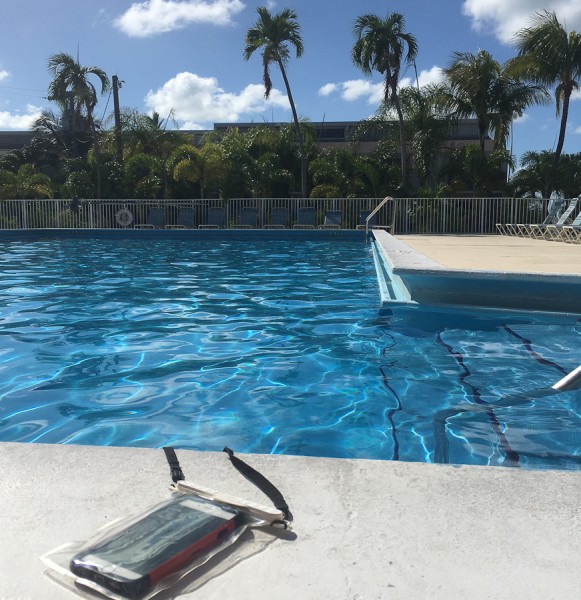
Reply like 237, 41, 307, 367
0, 0, 580, 166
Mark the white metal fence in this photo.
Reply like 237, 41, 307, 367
0, 196, 548, 234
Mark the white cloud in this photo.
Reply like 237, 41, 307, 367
319, 67, 445, 105
462, 0, 581, 44
575, 126, 581, 134
341, 80, 384, 103
144, 72, 289, 127
0, 104, 42, 129
318, 79, 383, 104
0, 70, 9, 81
318, 83, 337, 97
399, 66, 446, 89
114, 0, 245, 37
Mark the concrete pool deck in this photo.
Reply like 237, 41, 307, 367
1, 442, 580, 600
394, 234, 581, 275
374, 232, 581, 313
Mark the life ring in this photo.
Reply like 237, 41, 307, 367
115, 207, 134, 227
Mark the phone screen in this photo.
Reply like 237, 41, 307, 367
70, 496, 241, 597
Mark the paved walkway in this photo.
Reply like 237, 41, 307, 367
396, 235, 581, 275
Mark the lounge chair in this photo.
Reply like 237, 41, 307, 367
293, 206, 316, 229
534, 199, 578, 240
135, 207, 165, 229
199, 206, 225, 229
265, 207, 289, 229
557, 210, 581, 243
165, 208, 196, 229
319, 210, 342, 229
495, 200, 564, 237
235, 206, 258, 228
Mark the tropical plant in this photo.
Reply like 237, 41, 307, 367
118, 109, 183, 159
398, 85, 453, 188
442, 144, 513, 196
244, 6, 308, 197
123, 153, 164, 199
309, 149, 359, 198
47, 52, 110, 159
510, 150, 581, 198
507, 11, 581, 177
442, 50, 548, 154
0, 164, 54, 199
352, 12, 418, 188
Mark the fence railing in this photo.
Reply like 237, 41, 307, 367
0, 196, 548, 234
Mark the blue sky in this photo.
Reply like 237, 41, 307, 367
0, 0, 580, 165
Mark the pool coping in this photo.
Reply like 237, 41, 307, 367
373, 230, 581, 314
1, 442, 579, 600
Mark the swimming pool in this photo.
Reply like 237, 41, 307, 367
0, 236, 579, 470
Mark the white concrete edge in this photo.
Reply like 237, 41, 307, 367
373, 230, 581, 283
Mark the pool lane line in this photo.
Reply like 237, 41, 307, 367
379, 363, 402, 461
501, 324, 567, 375
435, 329, 520, 467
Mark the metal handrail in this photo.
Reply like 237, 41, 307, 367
365, 196, 394, 236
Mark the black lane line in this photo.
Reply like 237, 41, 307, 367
435, 329, 520, 467
379, 363, 402, 461
501, 324, 567, 375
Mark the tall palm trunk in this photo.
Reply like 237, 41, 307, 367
390, 85, 407, 187
548, 88, 572, 195
555, 91, 571, 163
277, 59, 307, 198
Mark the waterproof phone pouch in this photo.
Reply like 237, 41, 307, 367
69, 495, 244, 598
42, 448, 292, 599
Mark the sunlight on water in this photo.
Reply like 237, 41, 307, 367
0, 237, 579, 470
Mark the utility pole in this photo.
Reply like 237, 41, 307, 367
112, 75, 123, 166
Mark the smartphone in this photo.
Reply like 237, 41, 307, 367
70, 496, 243, 599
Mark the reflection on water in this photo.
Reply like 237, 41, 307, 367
0, 238, 580, 470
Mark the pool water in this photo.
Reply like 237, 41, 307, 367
0, 238, 580, 470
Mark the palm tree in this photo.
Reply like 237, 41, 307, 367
510, 150, 581, 198
443, 50, 547, 155
244, 7, 307, 198
352, 12, 418, 188
47, 53, 110, 158
507, 11, 581, 168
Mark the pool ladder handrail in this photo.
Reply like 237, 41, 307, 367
552, 363, 581, 391
365, 196, 394, 237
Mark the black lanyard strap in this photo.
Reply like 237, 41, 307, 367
162, 446, 291, 523
223, 447, 291, 521
163, 447, 185, 483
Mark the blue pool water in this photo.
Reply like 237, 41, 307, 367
0, 237, 580, 470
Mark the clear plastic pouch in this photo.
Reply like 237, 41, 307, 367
42, 448, 292, 599
42, 492, 280, 600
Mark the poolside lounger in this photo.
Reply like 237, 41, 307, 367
165, 207, 196, 229
356, 210, 376, 230
235, 206, 258, 229
293, 206, 316, 229
536, 199, 579, 241
495, 201, 561, 237
558, 210, 581, 243
199, 206, 225, 229
264, 207, 289, 229
135, 207, 166, 229
319, 210, 342, 229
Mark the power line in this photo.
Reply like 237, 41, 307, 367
0, 84, 43, 91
